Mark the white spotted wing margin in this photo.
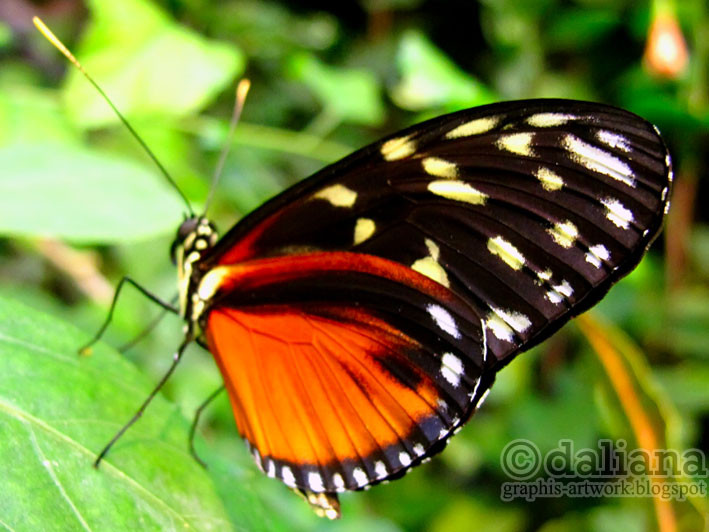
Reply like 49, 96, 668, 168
194, 99, 671, 515
202, 99, 672, 372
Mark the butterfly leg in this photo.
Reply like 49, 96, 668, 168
94, 330, 194, 468
117, 295, 179, 353
80, 276, 179, 355
188, 385, 225, 468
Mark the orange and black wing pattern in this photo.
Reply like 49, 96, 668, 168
204, 253, 488, 498
195, 100, 672, 510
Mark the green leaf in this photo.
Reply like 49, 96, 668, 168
391, 31, 495, 111
63, 0, 244, 128
288, 52, 385, 126
0, 296, 238, 531
0, 84, 80, 147
0, 143, 184, 243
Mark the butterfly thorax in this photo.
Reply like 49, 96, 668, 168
172, 216, 219, 322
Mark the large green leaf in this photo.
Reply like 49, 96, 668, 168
0, 143, 184, 243
0, 296, 246, 530
63, 0, 244, 128
0, 84, 79, 147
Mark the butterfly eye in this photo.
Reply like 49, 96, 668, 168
170, 218, 201, 265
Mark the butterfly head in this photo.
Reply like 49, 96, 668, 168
172, 216, 219, 318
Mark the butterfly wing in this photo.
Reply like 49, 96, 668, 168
195, 100, 671, 509
203, 253, 489, 499
202, 99, 671, 365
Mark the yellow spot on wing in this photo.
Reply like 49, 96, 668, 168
412, 238, 449, 287
548, 220, 578, 248
496, 132, 534, 156
412, 257, 450, 287
422, 157, 458, 178
313, 184, 357, 207
526, 113, 574, 127
197, 266, 233, 301
537, 269, 553, 281
535, 167, 564, 191
424, 238, 440, 260
487, 236, 525, 270
381, 135, 416, 161
446, 116, 499, 138
428, 180, 487, 205
353, 218, 376, 245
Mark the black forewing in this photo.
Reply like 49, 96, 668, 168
202, 99, 672, 369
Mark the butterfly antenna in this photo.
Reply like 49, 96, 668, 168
33, 16, 194, 217
202, 78, 251, 216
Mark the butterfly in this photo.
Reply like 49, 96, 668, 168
34, 17, 672, 521
170, 100, 671, 518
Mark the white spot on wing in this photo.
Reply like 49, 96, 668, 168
354, 218, 376, 245
413, 443, 425, 456
374, 461, 387, 479
446, 116, 499, 138
601, 197, 634, 229
332, 473, 345, 492
487, 236, 526, 270
426, 304, 461, 339
586, 244, 610, 268
308, 472, 325, 492
381, 135, 416, 161
548, 220, 579, 248
281, 466, 296, 488
547, 280, 574, 304
441, 352, 464, 387
485, 314, 513, 342
266, 459, 276, 478
546, 290, 563, 305
422, 157, 458, 178
486, 306, 531, 342
555, 280, 573, 297
399, 452, 412, 467
496, 132, 534, 156
352, 467, 368, 487
526, 112, 575, 127
597, 130, 631, 152
535, 167, 564, 191
562, 134, 635, 187
493, 307, 532, 333
428, 180, 488, 204
313, 184, 357, 207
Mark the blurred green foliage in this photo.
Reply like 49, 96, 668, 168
0, 0, 707, 530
